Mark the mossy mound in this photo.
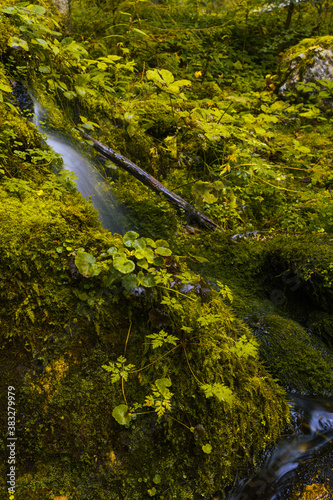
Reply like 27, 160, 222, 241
251, 314, 333, 395
0, 158, 290, 499
260, 234, 333, 315
308, 311, 333, 347
176, 232, 333, 395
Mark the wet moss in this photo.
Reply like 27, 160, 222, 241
0, 168, 290, 499
252, 314, 333, 395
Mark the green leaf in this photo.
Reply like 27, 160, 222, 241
75, 86, 86, 97
106, 264, 120, 286
135, 247, 155, 262
122, 274, 139, 291
8, 37, 29, 51
132, 237, 146, 250
153, 474, 161, 484
132, 28, 148, 37
155, 378, 172, 393
26, 4, 46, 14
123, 231, 139, 247
112, 404, 131, 425
155, 247, 172, 257
137, 258, 149, 269
38, 66, 51, 73
147, 68, 174, 85
146, 238, 156, 248
230, 335, 258, 358
153, 256, 164, 266
155, 239, 169, 248
0, 83, 12, 93
189, 253, 209, 263
113, 256, 135, 274
146, 330, 178, 349
63, 91, 76, 100
35, 38, 49, 49
202, 443, 212, 454
75, 251, 101, 278
137, 271, 156, 288
107, 246, 118, 256
201, 384, 234, 404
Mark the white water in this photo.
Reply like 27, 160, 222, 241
33, 101, 127, 234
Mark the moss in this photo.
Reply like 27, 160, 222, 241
308, 311, 333, 346
260, 234, 333, 315
113, 170, 180, 241
1, 291, 290, 499
0, 17, 18, 55
0, 172, 290, 498
252, 314, 333, 394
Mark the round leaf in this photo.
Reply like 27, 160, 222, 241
75, 251, 101, 277
139, 273, 156, 288
107, 246, 118, 256
113, 257, 135, 274
202, 443, 212, 454
112, 404, 131, 425
137, 258, 149, 270
123, 231, 139, 247
135, 247, 155, 262
132, 238, 147, 250
146, 238, 156, 248
155, 239, 170, 248
153, 256, 164, 266
155, 247, 172, 257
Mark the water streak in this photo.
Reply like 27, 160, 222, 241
227, 395, 333, 500
33, 100, 127, 234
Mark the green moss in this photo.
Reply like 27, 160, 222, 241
0, 173, 290, 498
308, 311, 333, 346
113, 170, 180, 240
0, 17, 18, 55
252, 314, 333, 394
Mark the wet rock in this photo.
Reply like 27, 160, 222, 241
295, 483, 331, 500
277, 36, 333, 103
12, 81, 34, 116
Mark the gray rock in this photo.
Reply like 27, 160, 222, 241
277, 36, 333, 99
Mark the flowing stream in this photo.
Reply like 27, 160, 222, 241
33, 100, 127, 234
228, 395, 333, 499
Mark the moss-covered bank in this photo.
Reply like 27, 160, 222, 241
0, 104, 291, 499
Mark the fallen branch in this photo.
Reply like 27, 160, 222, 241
78, 129, 223, 232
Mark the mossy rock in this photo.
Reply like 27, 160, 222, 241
276, 36, 333, 98
253, 314, 333, 395
0, 188, 290, 498
260, 235, 333, 316
308, 311, 333, 347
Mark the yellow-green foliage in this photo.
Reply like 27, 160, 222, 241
0, 16, 18, 55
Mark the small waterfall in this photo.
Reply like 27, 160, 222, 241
33, 100, 127, 234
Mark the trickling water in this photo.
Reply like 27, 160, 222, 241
33, 100, 127, 234
227, 395, 333, 500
